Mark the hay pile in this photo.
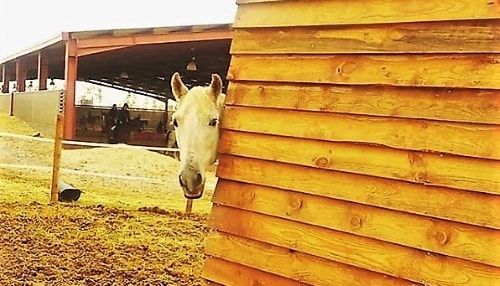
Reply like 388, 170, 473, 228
0, 202, 208, 286
0, 113, 216, 285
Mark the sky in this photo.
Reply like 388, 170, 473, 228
0, 0, 238, 60
0, 0, 238, 108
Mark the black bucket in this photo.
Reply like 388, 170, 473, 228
58, 181, 81, 202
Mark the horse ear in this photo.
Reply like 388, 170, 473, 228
208, 73, 223, 101
171, 72, 189, 101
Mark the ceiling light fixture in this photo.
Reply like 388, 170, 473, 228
186, 57, 197, 71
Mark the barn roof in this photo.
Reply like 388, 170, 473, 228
0, 23, 233, 102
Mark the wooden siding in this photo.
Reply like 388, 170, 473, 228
202, 0, 500, 285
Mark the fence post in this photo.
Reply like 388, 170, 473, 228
185, 198, 193, 214
50, 113, 64, 204
9, 92, 14, 116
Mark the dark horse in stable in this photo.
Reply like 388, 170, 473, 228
102, 114, 142, 144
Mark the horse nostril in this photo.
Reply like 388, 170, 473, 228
195, 172, 203, 186
178, 175, 185, 188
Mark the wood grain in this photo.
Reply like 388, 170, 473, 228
221, 106, 500, 161
227, 54, 500, 89
205, 231, 417, 286
234, 0, 500, 27
209, 205, 500, 286
212, 178, 500, 267
218, 130, 500, 195
216, 154, 500, 230
201, 280, 224, 286
231, 20, 500, 54
225, 82, 500, 125
202, 257, 311, 286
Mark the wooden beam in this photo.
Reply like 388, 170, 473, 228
226, 82, 500, 125
228, 54, 500, 89
63, 38, 78, 140
1, 64, 8, 93
231, 20, 500, 54
205, 231, 415, 286
212, 181, 500, 268
202, 257, 310, 286
77, 45, 129, 57
216, 155, 500, 230
15, 59, 26, 92
233, 0, 500, 27
38, 51, 48, 91
76, 30, 232, 49
209, 204, 500, 286
221, 106, 500, 162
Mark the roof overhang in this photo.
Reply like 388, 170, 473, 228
1, 23, 233, 102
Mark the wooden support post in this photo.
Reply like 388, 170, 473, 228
63, 36, 78, 140
50, 113, 64, 204
9, 92, 14, 116
185, 199, 193, 214
15, 59, 26, 92
38, 51, 48, 91
1, 64, 9, 93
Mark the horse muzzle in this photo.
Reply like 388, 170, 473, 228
178, 171, 205, 199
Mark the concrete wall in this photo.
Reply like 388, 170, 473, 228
0, 93, 10, 114
4, 90, 62, 137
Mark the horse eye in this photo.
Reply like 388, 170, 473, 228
172, 119, 178, 128
209, 118, 218, 127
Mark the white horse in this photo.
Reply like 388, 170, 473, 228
170, 72, 225, 199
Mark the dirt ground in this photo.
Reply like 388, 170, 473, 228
0, 113, 217, 285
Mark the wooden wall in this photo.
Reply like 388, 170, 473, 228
202, 0, 500, 285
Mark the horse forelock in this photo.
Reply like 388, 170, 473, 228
175, 86, 223, 121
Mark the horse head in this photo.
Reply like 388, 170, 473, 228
170, 72, 225, 199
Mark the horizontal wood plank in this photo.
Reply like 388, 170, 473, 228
218, 130, 500, 195
216, 154, 500, 229
237, 0, 284, 3
227, 54, 500, 89
221, 106, 500, 161
234, 0, 500, 27
202, 257, 311, 286
210, 205, 500, 286
202, 280, 224, 286
205, 231, 416, 286
212, 178, 500, 267
226, 81, 500, 125
231, 20, 500, 54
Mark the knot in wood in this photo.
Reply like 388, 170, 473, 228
286, 198, 303, 216
252, 280, 262, 286
314, 156, 330, 168
336, 61, 357, 76
434, 230, 449, 246
289, 198, 303, 209
243, 191, 256, 202
350, 215, 363, 229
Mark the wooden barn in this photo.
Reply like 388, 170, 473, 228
202, 0, 500, 285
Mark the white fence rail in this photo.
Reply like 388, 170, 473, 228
0, 127, 196, 212
0, 131, 180, 152
0, 162, 174, 183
